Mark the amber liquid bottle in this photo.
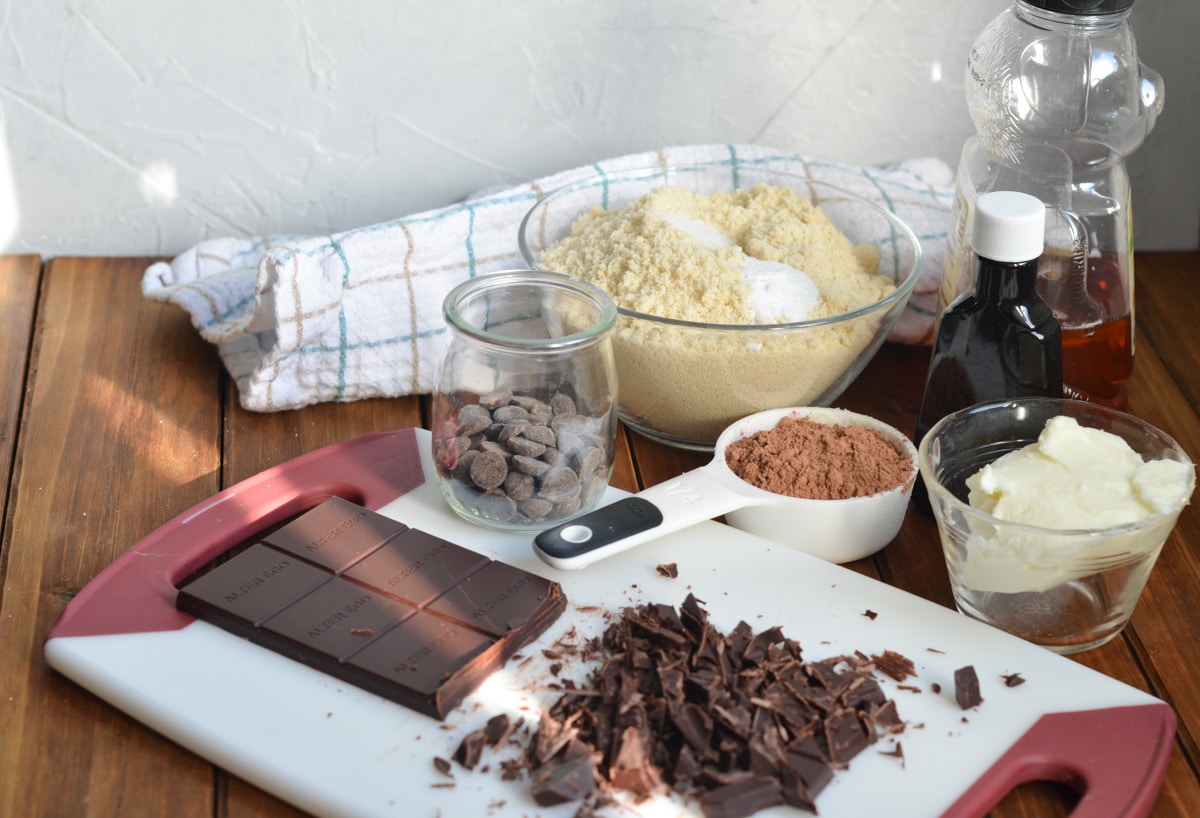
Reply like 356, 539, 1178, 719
914, 192, 1063, 509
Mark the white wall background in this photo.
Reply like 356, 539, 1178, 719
0, 0, 1196, 259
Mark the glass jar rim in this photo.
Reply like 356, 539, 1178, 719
442, 269, 618, 351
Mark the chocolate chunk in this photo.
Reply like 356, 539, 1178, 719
700, 777, 784, 818
455, 728, 489, 770
484, 713, 516, 747
955, 665, 983, 709
656, 562, 679, 578
529, 739, 596, 806
176, 498, 566, 720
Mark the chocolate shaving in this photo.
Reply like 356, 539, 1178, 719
657, 562, 680, 578
1002, 673, 1026, 688
870, 649, 916, 682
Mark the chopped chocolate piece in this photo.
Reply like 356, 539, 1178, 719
176, 498, 566, 720
485, 594, 904, 815
609, 725, 663, 798
1002, 673, 1026, 688
823, 707, 871, 765
863, 609, 878, 620
870, 649, 916, 682
700, 776, 785, 818
484, 713, 516, 747
454, 728, 488, 770
870, 698, 906, 735
432, 756, 454, 777
529, 739, 597, 806
656, 562, 679, 578
955, 665, 984, 710
533, 713, 579, 765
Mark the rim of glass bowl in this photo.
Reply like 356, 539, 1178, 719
516, 164, 923, 332
917, 397, 1197, 538
443, 269, 618, 351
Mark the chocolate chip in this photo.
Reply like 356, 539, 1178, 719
503, 471, 535, 500
506, 436, 547, 458
491, 404, 528, 422
456, 404, 493, 436
523, 424, 556, 447
538, 467, 580, 504
469, 451, 508, 490
479, 389, 513, 410
549, 393, 577, 416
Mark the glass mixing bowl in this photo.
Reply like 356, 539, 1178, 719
518, 164, 922, 451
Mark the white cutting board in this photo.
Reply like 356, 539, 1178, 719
44, 429, 1174, 818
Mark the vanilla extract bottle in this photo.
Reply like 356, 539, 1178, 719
915, 191, 1063, 448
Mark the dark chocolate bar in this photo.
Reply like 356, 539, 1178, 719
176, 496, 566, 719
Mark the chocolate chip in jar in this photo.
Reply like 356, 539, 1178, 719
434, 386, 614, 529
432, 270, 618, 531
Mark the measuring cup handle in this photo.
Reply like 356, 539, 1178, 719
532, 466, 753, 570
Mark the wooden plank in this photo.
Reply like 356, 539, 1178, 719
0, 257, 223, 818
1136, 252, 1200, 412
0, 255, 41, 524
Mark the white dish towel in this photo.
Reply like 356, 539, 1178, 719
143, 144, 954, 412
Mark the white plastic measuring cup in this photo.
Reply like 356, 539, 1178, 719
533, 407, 918, 570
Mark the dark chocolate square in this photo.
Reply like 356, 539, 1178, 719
426, 560, 558, 638
343, 528, 489, 608
177, 543, 329, 629
260, 576, 417, 661
347, 611, 496, 697
263, 496, 407, 573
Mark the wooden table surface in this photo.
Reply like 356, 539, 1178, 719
1, 252, 1198, 817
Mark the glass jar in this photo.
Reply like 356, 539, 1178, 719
432, 270, 619, 531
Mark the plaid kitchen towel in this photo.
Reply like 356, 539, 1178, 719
143, 143, 954, 412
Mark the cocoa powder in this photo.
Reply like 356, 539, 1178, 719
724, 415, 912, 500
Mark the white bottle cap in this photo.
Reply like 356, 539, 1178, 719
973, 191, 1046, 263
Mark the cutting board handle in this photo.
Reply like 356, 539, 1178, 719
46, 429, 426, 640
944, 704, 1176, 818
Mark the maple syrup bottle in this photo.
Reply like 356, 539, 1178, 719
915, 190, 1063, 454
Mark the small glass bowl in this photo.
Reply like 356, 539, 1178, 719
919, 397, 1195, 654
518, 164, 922, 451
431, 270, 619, 531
